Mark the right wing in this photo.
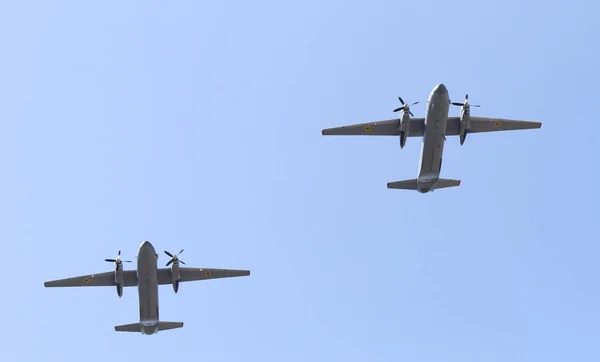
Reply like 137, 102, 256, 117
445, 116, 542, 135
44, 270, 138, 288
157, 267, 250, 285
321, 118, 424, 136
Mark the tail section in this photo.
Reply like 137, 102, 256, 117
114, 321, 184, 334
434, 178, 461, 189
386, 178, 461, 192
386, 179, 418, 190
157, 322, 184, 331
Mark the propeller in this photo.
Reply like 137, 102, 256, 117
164, 249, 186, 266
451, 94, 481, 108
105, 250, 131, 264
393, 97, 418, 116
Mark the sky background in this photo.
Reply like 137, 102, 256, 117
0, 1, 599, 361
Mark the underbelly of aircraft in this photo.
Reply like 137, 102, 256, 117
419, 118, 446, 180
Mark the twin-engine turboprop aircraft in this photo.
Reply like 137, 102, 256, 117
321, 84, 542, 193
44, 241, 250, 335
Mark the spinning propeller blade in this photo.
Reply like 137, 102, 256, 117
164, 249, 185, 267
451, 94, 480, 108
392, 96, 418, 116
105, 250, 131, 264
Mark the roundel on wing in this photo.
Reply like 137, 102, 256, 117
83, 277, 89, 283
204, 271, 212, 276
364, 125, 372, 132
494, 122, 501, 127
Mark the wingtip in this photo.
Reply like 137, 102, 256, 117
322, 127, 339, 135
528, 121, 542, 129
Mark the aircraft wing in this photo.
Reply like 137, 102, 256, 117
157, 267, 251, 284
322, 118, 424, 136
446, 116, 541, 135
44, 270, 138, 288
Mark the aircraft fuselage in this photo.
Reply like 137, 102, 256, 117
136, 241, 160, 335
416, 84, 450, 193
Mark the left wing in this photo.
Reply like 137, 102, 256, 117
322, 118, 425, 137
157, 267, 250, 285
44, 270, 138, 288
446, 116, 541, 135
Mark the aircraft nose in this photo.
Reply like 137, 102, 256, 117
435, 83, 448, 94
139, 240, 155, 252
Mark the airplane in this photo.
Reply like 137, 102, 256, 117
321, 84, 542, 193
44, 240, 251, 335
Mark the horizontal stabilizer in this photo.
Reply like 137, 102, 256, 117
158, 322, 184, 331
114, 323, 141, 333
435, 178, 461, 189
386, 179, 418, 190
386, 178, 461, 191
114, 322, 184, 333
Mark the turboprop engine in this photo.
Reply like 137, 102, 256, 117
393, 97, 419, 149
164, 249, 186, 293
451, 94, 480, 145
104, 250, 131, 298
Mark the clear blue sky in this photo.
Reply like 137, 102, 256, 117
1, 1, 599, 361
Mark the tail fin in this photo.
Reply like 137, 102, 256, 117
386, 179, 418, 190
157, 322, 184, 331
114, 323, 141, 333
434, 178, 461, 189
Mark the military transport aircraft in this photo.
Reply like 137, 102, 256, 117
321, 83, 542, 193
44, 240, 250, 335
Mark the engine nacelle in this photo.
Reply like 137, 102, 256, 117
398, 110, 411, 149
171, 262, 181, 293
114, 267, 124, 298
458, 108, 470, 145
105, 251, 131, 298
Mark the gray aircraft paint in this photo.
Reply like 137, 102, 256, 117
44, 240, 251, 335
416, 84, 450, 193
137, 241, 161, 334
321, 83, 542, 193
